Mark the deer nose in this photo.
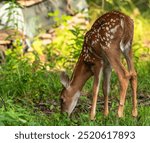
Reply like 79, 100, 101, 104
61, 109, 70, 117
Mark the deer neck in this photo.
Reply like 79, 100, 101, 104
69, 56, 92, 92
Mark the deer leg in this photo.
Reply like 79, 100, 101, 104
130, 74, 137, 117
90, 62, 103, 120
102, 63, 112, 116
117, 74, 129, 117
123, 49, 138, 117
106, 52, 129, 117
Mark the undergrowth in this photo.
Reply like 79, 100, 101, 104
0, 0, 150, 126
0, 39, 149, 126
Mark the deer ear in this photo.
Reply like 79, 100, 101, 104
60, 71, 70, 88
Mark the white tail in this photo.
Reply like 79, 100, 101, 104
60, 11, 137, 119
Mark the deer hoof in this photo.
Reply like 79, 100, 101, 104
90, 114, 96, 120
132, 109, 138, 117
104, 110, 109, 116
118, 106, 124, 118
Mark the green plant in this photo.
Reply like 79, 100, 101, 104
48, 10, 71, 27
1, 0, 22, 30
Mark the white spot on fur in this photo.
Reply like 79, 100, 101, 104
110, 19, 113, 22
101, 37, 104, 42
110, 25, 119, 33
107, 42, 110, 48
110, 35, 114, 39
106, 33, 110, 37
112, 23, 115, 26
106, 38, 109, 41
106, 27, 109, 30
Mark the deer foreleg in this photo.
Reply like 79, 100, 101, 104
90, 63, 103, 120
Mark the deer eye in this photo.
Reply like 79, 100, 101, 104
60, 96, 66, 103
60, 98, 63, 104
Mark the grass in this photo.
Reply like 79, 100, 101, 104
0, 48, 149, 126
0, 1, 150, 126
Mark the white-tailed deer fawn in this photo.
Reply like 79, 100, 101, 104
60, 11, 137, 120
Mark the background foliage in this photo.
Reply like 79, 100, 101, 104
0, 0, 150, 125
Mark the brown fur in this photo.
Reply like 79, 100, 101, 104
60, 11, 137, 119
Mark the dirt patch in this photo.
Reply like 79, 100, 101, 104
138, 93, 150, 106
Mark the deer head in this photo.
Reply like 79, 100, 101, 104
60, 72, 81, 116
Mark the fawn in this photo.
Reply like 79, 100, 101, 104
60, 11, 137, 120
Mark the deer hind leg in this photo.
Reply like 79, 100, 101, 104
106, 51, 129, 117
102, 62, 112, 116
123, 49, 138, 117
90, 62, 103, 120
